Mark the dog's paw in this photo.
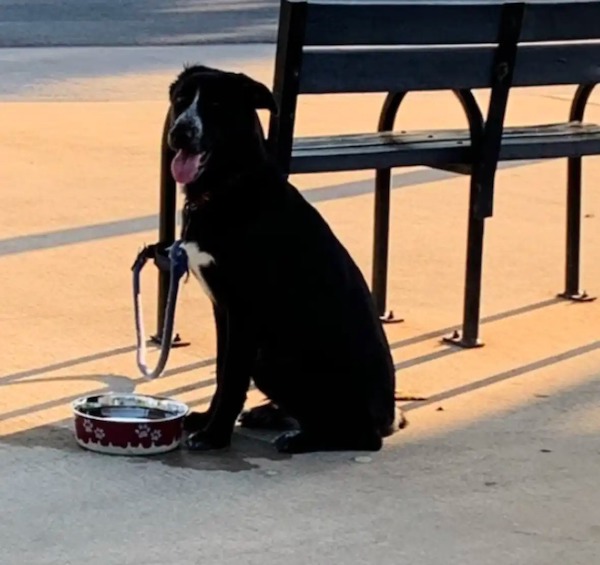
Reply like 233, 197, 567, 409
185, 430, 230, 452
239, 402, 297, 431
183, 411, 211, 432
273, 430, 317, 454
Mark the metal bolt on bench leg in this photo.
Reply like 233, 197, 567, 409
380, 310, 404, 324
150, 333, 190, 348
443, 330, 484, 349
557, 291, 597, 303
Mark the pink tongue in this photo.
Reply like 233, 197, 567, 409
171, 150, 203, 184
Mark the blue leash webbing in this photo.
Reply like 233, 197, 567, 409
132, 241, 188, 380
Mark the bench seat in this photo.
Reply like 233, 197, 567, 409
155, 0, 600, 348
290, 121, 600, 174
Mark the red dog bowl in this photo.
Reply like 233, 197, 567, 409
72, 393, 189, 455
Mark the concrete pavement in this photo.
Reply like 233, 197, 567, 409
1, 45, 600, 565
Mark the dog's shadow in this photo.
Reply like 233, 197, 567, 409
0, 369, 291, 472
155, 429, 291, 472
1, 422, 290, 471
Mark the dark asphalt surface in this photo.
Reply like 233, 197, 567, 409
0, 0, 280, 47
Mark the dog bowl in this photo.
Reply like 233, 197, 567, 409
72, 393, 189, 456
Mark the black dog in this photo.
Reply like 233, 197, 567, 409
167, 64, 404, 453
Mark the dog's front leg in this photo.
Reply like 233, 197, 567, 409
186, 307, 256, 451
183, 304, 228, 433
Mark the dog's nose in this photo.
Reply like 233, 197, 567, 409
168, 125, 194, 149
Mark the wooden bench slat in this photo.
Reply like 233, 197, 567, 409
289, 122, 600, 173
300, 42, 600, 93
302, 0, 600, 46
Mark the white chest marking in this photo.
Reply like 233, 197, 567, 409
180, 241, 216, 303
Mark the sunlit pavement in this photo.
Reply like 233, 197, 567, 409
1, 44, 600, 565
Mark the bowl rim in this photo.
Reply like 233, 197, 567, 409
72, 392, 189, 425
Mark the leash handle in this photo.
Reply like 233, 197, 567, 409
132, 241, 188, 380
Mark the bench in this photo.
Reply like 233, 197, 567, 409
156, 0, 600, 348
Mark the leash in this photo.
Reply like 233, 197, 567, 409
131, 241, 189, 379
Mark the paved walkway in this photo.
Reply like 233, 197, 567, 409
1, 45, 600, 565
0, 0, 279, 47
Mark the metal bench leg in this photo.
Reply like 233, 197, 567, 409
372, 92, 407, 325
152, 110, 189, 348
557, 156, 596, 303
558, 84, 597, 303
444, 3, 525, 349
443, 182, 486, 349
372, 168, 403, 323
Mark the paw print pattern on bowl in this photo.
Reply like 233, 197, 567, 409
135, 424, 151, 439
72, 393, 189, 455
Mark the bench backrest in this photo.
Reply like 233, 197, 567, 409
268, 0, 600, 170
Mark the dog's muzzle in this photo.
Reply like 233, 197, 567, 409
168, 122, 200, 152
167, 116, 211, 184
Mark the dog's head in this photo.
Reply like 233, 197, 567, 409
167, 64, 277, 187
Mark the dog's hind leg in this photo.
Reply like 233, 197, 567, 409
239, 355, 299, 431
273, 406, 384, 454
239, 402, 297, 431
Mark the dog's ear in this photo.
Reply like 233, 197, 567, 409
236, 73, 278, 115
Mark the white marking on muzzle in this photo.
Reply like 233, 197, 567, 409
174, 89, 203, 138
